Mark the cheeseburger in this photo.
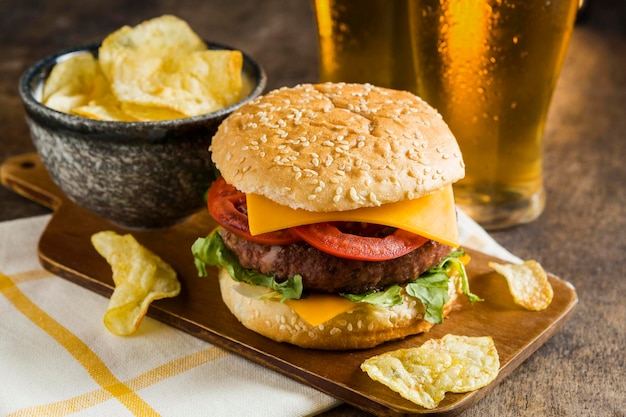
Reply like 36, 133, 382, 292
192, 82, 480, 350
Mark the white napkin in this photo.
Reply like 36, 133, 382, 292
0, 211, 518, 417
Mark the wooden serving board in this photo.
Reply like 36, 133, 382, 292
1, 153, 578, 417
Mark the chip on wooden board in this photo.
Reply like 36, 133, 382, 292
91, 231, 181, 336
489, 260, 554, 311
361, 335, 500, 409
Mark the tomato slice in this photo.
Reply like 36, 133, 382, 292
293, 222, 428, 261
207, 177, 301, 245
207, 177, 428, 258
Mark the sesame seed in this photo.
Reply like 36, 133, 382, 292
349, 187, 359, 202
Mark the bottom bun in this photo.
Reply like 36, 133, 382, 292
218, 268, 461, 350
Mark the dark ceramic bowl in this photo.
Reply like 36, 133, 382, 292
19, 42, 266, 228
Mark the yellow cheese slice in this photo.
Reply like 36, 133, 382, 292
285, 294, 357, 326
247, 185, 459, 247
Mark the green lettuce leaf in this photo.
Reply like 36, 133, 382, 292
191, 232, 303, 302
342, 285, 402, 308
407, 249, 483, 323
405, 272, 451, 324
342, 249, 482, 324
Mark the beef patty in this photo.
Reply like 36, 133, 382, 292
220, 228, 453, 294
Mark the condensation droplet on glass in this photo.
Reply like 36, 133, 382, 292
511, 102, 518, 109
477, 87, 485, 94
513, 36, 519, 44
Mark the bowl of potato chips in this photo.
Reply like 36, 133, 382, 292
19, 16, 266, 228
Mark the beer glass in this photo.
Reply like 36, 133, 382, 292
312, 0, 416, 92
408, 0, 579, 229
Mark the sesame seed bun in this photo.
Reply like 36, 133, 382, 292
210, 82, 464, 212
217, 268, 461, 350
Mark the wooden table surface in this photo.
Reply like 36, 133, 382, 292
1, 1, 624, 416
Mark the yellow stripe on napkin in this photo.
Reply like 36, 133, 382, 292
0, 272, 160, 416
12, 346, 229, 417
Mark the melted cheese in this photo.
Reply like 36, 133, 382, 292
247, 185, 459, 247
285, 294, 356, 326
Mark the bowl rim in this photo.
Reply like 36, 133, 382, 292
19, 40, 267, 130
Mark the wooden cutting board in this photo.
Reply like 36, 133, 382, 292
1, 153, 578, 417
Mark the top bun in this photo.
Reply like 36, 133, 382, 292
211, 82, 464, 212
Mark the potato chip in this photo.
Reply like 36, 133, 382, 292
361, 335, 500, 409
91, 231, 181, 336
489, 260, 553, 311
42, 52, 102, 113
109, 49, 243, 116
42, 15, 243, 121
120, 102, 187, 121
98, 15, 206, 82
72, 95, 130, 121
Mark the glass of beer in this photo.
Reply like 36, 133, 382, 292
407, 0, 579, 229
311, 0, 416, 92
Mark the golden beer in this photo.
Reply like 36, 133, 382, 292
312, 0, 416, 92
408, 0, 579, 229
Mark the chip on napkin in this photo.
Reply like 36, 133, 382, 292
91, 231, 181, 336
